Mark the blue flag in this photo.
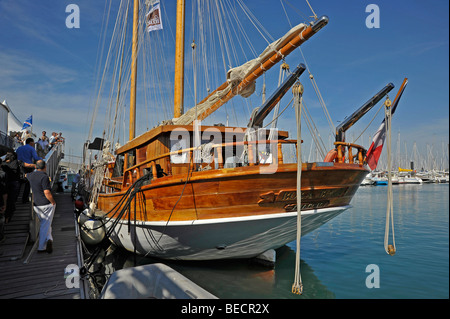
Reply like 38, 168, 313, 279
22, 115, 32, 130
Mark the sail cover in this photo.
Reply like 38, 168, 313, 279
172, 23, 307, 125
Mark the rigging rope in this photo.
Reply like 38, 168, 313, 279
279, 0, 332, 155
384, 97, 396, 256
81, 170, 156, 275
236, 0, 274, 45
89, 0, 124, 144
268, 63, 289, 141
301, 99, 327, 159
192, 40, 198, 119
111, 0, 130, 141
307, 71, 335, 134
87, 0, 113, 144
292, 82, 304, 295
280, 0, 312, 23
352, 102, 384, 145
305, 0, 318, 20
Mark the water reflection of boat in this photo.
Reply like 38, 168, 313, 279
89, 243, 335, 299
100, 263, 217, 299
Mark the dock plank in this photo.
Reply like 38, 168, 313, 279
0, 200, 30, 262
0, 192, 86, 299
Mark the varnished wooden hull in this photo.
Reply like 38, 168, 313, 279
95, 162, 368, 260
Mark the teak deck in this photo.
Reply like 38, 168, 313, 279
0, 192, 86, 299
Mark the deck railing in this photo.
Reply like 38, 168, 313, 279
119, 139, 299, 188
100, 138, 369, 192
334, 142, 366, 166
44, 142, 64, 188
0, 130, 14, 150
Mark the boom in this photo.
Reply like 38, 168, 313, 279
173, 16, 329, 126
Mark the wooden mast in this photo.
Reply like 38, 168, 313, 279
173, 0, 185, 119
129, 0, 139, 140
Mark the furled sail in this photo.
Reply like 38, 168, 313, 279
172, 22, 309, 126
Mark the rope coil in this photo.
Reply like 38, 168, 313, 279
384, 97, 396, 256
292, 82, 304, 295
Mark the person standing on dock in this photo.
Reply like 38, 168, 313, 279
27, 160, 56, 253
16, 138, 42, 203
1, 152, 21, 224
36, 131, 49, 158
21, 130, 32, 145
48, 132, 57, 150
0, 158, 7, 243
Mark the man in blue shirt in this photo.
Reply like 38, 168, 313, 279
16, 138, 42, 203
16, 138, 41, 166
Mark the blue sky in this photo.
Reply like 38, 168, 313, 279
0, 0, 448, 168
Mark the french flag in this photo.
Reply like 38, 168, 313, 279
366, 78, 408, 170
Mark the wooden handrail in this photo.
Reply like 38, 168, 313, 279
334, 142, 366, 166
117, 139, 302, 188
107, 138, 305, 188
123, 139, 298, 175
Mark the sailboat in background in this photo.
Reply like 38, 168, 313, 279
81, 0, 397, 261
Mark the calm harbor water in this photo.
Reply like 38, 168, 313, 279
94, 183, 449, 299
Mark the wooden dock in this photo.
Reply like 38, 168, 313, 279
0, 192, 87, 299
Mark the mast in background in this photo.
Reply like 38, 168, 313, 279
173, 0, 185, 119
129, 0, 139, 140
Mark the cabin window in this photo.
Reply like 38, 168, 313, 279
112, 154, 124, 177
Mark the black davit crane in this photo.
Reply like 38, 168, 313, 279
335, 83, 395, 143
248, 64, 306, 129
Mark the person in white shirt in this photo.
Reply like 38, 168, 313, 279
48, 132, 57, 150
21, 130, 32, 144
37, 131, 49, 158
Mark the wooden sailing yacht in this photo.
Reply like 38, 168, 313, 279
87, 0, 392, 261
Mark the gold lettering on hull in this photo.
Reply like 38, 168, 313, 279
284, 201, 329, 211
257, 187, 349, 211
278, 188, 347, 201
